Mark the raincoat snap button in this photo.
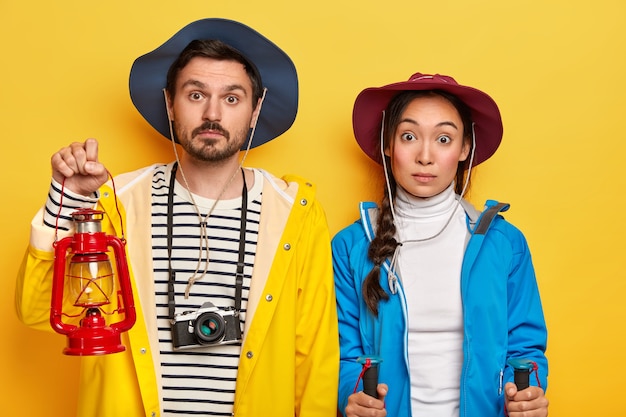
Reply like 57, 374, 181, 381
140, 348, 147, 354
300, 198, 308, 206
265, 294, 273, 302
246, 351, 254, 359
283, 243, 291, 251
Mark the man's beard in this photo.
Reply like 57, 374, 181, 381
176, 121, 249, 162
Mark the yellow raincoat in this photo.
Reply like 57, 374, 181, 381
16, 164, 339, 417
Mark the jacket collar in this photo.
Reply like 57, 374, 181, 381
359, 197, 483, 243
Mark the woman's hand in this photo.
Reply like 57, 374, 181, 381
344, 383, 388, 417
504, 382, 549, 416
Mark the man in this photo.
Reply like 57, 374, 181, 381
16, 18, 339, 417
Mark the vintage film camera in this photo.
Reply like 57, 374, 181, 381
171, 301, 242, 349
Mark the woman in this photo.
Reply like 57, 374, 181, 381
333, 73, 548, 417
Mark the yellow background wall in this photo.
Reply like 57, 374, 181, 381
2, 0, 624, 415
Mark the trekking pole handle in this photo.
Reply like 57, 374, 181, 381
357, 356, 382, 398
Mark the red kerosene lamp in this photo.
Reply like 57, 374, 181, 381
50, 208, 136, 355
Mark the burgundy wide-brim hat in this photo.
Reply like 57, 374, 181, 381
352, 73, 503, 166
129, 18, 298, 149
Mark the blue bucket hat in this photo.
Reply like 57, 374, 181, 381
129, 18, 298, 148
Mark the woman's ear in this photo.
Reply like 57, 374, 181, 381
459, 139, 471, 162
383, 141, 392, 157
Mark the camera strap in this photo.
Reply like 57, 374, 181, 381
166, 162, 248, 321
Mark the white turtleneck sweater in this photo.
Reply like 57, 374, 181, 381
393, 184, 469, 417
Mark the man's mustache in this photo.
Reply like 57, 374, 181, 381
192, 122, 230, 139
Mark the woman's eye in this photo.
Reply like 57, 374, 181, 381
401, 132, 416, 141
437, 135, 452, 144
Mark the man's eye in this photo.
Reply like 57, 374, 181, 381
190, 92, 203, 100
226, 96, 239, 104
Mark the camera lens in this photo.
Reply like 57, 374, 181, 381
194, 312, 225, 344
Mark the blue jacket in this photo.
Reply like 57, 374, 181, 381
332, 199, 548, 417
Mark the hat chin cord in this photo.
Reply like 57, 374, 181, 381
162, 87, 267, 173
159, 87, 267, 297
379, 116, 476, 292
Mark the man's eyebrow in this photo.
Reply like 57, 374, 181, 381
180, 79, 249, 96
181, 79, 206, 90
223, 84, 249, 95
